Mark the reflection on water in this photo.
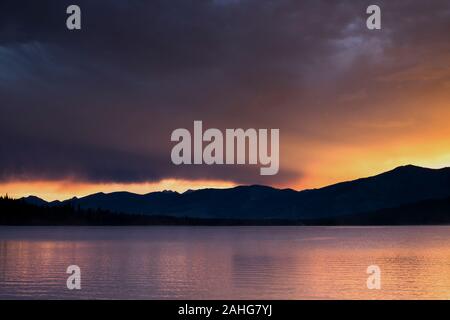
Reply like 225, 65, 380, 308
1, 226, 450, 299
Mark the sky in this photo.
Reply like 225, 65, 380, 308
0, 0, 449, 200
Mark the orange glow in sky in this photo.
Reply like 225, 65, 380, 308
0, 179, 236, 202
1, 42, 449, 201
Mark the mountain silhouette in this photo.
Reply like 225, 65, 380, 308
22, 195, 49, 207
22, 165, 450, 221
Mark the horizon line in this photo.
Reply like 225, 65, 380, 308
9, 163, 449, 202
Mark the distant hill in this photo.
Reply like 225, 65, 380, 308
3, 194, 450, 226
305, 196, 450, 225
22, 195, 49, 206
20, 165, 450, 222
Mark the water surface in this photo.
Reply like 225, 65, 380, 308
1, 226, 450, 299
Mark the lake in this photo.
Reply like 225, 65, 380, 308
1, 226, 450, 299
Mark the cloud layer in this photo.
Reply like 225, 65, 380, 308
0, 0, 449, 187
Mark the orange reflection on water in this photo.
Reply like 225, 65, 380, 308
1, 226, 450, 299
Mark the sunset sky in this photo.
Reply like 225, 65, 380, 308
1, 0, 449, 201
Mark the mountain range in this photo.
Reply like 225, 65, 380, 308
22, 165, 450, 223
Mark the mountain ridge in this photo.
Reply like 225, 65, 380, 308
21, 165, 450, 220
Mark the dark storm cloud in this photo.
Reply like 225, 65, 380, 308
0, 0, 449, 185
